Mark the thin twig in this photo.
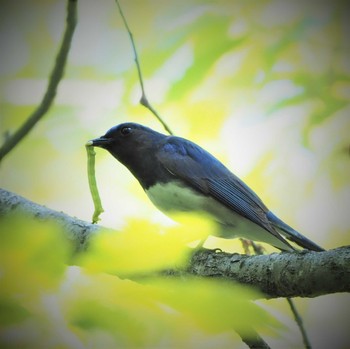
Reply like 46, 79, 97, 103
115, 0, 173, 135
0, 0, 77, 162
287, 298, 312, 349
236, 328, 271, 349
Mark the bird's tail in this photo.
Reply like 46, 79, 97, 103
267, 211, 324, 252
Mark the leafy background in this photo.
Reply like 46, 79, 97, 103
1, 0, 350, 348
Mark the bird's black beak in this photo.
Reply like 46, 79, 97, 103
86, 136, 112, 148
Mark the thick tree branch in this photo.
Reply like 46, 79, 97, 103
1, 188, 349, 299
0, 188, 98, 252
187, 247, 350, 298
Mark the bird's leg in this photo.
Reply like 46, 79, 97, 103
240, 238, 266, 255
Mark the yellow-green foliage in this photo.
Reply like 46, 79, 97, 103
1, 0, 349, 347
78, 215, 213, 274
0, 215, 279, 348
0, 216, 70, 299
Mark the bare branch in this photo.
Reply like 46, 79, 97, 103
236, 328, 271, 349
115, 0, 173, 135
187, 247, 350, 298
0, 0, 77, 162
287, 298, 311, 349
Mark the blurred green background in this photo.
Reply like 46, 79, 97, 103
1, 0, 349, 348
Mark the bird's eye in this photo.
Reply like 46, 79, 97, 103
120, 126, 132, 136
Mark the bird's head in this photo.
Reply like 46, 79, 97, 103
87, 122, 166, 172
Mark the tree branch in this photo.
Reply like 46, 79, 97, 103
0, 188, 98, 252
115, 0, 173, 135
0, 0, 77, 162
286, 298, 311, 349
187, 247, 350, 298
1, 188, 349, 299
236, 328, 271, 349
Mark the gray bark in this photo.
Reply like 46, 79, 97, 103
1, 188, 349, 299
0, 188, 99, 252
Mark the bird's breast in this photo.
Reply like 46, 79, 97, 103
145, 181, 206, 214
145, 181, 248, 232
144, 181, 287, 249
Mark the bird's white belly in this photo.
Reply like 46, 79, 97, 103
146, 181, 252, 229
145, 182, 290, 250
146, 182, 206, 213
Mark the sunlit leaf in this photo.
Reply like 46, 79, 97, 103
77, 215, 214, 274
149, 278, 281, 336
2, 0, 349, 347
0, 215, 71, 298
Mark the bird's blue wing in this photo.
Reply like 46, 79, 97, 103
157, 137, 276, 234
157, 137, 324, 251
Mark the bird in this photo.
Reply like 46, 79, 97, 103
88, 122, 324, 252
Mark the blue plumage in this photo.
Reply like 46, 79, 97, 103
90, 122, 324, 252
